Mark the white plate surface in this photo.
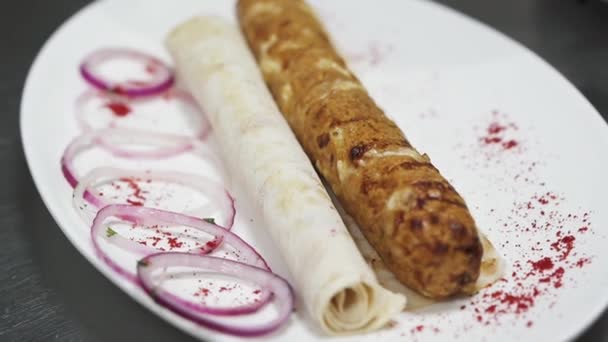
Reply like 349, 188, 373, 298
21, 0, 608, 341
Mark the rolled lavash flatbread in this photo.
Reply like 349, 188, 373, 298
166, 16, 406, 335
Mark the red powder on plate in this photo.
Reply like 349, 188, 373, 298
487, 122, 507, 134
447, 110, 596, 335
502, 140, 518, 149
574, 258, 591, 268
478, 114, 520, 151
483, 137, 502, 144
551, 235, 576, 261
479, 111, 520, 154
530, 257, 554, 272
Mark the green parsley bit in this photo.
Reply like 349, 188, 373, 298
106, 227, 117, 238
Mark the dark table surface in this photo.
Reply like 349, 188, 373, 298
1, 0, 607, 341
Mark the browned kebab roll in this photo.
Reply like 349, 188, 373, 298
237, 0, 483, 299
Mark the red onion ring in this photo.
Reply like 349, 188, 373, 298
74, 89, 211, 140
61, 128, 224, 180
91, 204, 269, 281
61, 128, 232, 229
80, 48, 174, 98
137, 252, 293, 337
62, 128, 196, 169
73, 167, 235, 234
61, 128, 200, 210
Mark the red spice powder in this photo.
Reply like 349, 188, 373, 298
551, 235, 576, 261
478, 113, 521, 152
204, 239, 220, 250
194, 287, 210, 297
538, 267, 565, 288
149, 236, 161, 247
484, 137, 502, 144
487, 290, 536, 314
471, 211, 591, 326
487, 122, 507, 135
167, 237, 183, 249
104, 101, 131, 117
456, 111, 594, 333
502, 140, 518, 149
155, 228, 172, 237
126, 199, 144, 206
120, 177, 146, 200
574, 258, 591, 268
530, 257, 554, 272
118, 177, 149, 207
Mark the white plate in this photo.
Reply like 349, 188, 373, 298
21, 0, 608, 341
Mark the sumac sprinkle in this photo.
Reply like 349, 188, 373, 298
104, 101, 132, 117
530, 257, 554, 272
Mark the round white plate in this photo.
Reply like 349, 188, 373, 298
21, 0, 608, 341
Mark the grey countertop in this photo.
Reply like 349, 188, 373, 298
1, 0, 606, 341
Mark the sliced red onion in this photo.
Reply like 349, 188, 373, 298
62, 128, 200, 212
61, 128, 233, 230
93, 129, 197, 159
91, 205, 269, 282
137, 252, 293, 337
62, 128, 196, 171
61, 128, 224, 183
68, 48, 293, 334
73, 166, 235, 234
80, 48, 174, 98
159, 290, 270, 317
74, 89, 211, 140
